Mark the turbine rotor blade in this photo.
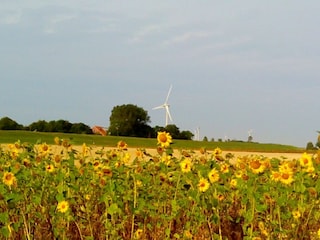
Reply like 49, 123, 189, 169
153, 105, 165, 110
165, 106, 173, 121
165, 85, 172, 103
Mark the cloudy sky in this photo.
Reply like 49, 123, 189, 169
1, 1, 320, 147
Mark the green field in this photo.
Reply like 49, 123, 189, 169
0, 130, 304, 153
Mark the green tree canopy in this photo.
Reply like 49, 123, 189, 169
154, 124, 194, 140
28, 119, 92, 134
108, 104, 151, 137
0, 117, 23, 130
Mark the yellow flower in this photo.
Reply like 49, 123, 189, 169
217, 194, 225, 201
40, 143, 50, 155
117, 140, 128, 150
62, 139, 71, 148
54, 137, 61, 145
220, 163, 229, 173
304, 165, 315, 173
317, 228, 320, 238
258, 221, 265, 231
157, 131, 172, 148
3, 172, 17, 187
184, 229, 193, 239
46, 164, 55, 173
93, 160, 101, 170
57, 200, 69, 213
213, 147, 222, 156
280, 172, 294, 185
180, 158, 192, 173
136, 180, 143, 187
249, 160, 265, 174
279, 161, 294, 174
213, 147, 224, 161
270, 171, 281, 182
230, 179, 237, 188
134, 229, 143, 239
234, 170, 244, 178
161, 154, 172, 166
208, 168, 220, 183
198, 178, 210, 192
299, 152, 313, 167
123, 152, 131, 163
135, 149, 144, 158
292, 210, 301, 220
81, 143, 89, 157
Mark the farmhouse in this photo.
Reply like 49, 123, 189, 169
92, 126, 107, 136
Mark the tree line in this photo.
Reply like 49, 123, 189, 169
0, 104, 194, 140
0, 117, 92, 134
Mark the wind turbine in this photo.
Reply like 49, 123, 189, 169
153, 85, 173, 126
194, 127, 200, 141
247, 129, 254, 142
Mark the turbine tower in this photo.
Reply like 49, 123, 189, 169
153, 85, 173, 126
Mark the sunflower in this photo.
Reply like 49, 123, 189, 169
39, 143, 50, 155
3, 172, 17, 187
93, 160, 101, 170
122, 152, 131, 164
249, 160, 265, 174
213, 147, 222, 156
304, 165, 315, 173
117, 140, 128, 150
101, 167, 113, 177
198, 178, 210, 192
280, 172, 294, 185
220, 163, 229, 174
46, 164, 55, 173
270, 171, 281, 182
157, 131, 172, 148
135, 149, 144, 158
278, 161, 294, 175
161, 154, 172, 166
208, 168, 220, 183
299, 152, 313, 167
57, 200, 69, 213
180, 158, 192, 173
230, 179, 237, 188
292, 210, 301, 220
134, 229, 143, 239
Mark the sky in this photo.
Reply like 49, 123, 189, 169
1, 1, 320, 147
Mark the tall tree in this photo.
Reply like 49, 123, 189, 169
0, 117, 23, 130
108, 104, 151, 137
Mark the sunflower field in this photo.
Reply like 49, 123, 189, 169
0, 132, 320, 239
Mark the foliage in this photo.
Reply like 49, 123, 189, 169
154, 125, 194, 140
108, 104, 151, 137
0, 135, 318, 239
0, 117, 23, 130
307, 142, 316, 151
69, 123, 93, 134
28, 120, 92, 134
